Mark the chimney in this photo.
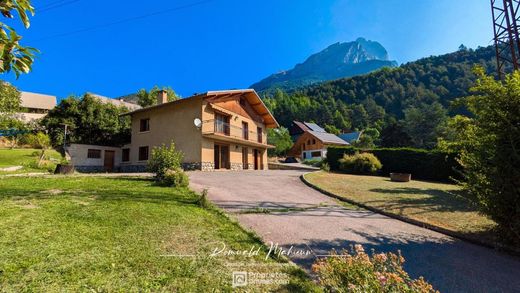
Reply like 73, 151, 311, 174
157, 90, 168, 104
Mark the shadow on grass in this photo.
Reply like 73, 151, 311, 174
368, 187, 478, 214
283, 230, 520, 293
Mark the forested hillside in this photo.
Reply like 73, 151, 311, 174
263, 45, 497, 148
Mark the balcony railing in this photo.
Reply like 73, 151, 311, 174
202, 119, 264, 145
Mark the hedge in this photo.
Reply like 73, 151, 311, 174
326, 146, 461, 182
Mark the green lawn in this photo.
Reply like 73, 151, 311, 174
0, 148, 62, 174
0, 176, 317, 292
305, 171, 497, 245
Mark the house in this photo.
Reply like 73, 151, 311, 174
288, 121, 330, 142
288, 121, 349, 160
16, 91, 57, 122
67, 89, 279, 172
337, 131, 363, 144
88, 93, 141, 111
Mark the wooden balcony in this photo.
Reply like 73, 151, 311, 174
201, 119, 273, 148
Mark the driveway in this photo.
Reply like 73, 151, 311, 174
189, 170, 520, 293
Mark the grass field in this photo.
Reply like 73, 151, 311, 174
0, 148, 62, 174
305, 171, 497, 245
0, 176, 317, 291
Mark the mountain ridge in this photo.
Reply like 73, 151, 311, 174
251, 38, 397, 93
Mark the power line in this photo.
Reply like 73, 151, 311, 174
37, 0, 80, 12
33, 0, 214, 42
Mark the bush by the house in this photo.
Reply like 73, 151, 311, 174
312, 245, 437, 293
160, 168, 189, 188
327, 146, 461, 182
338, 152, 382, 175
148, 142, 187, 186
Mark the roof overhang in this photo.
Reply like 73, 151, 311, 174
204, 89, 279, 128
120, 89, 279, 129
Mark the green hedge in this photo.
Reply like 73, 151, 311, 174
327, 146, 461, 182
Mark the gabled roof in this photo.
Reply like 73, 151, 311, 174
292, 121, 311, 132
121, 89, 279, 128
338, 131, 363, 144
304, 122, 326, 133
309, 131, 350, 145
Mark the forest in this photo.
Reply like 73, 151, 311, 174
262, 45, 498, 149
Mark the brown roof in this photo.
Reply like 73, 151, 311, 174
122, 89, 279, 128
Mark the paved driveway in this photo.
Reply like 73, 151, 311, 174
189, 170, 520, 293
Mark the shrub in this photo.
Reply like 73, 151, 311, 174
160, 168, 189, 187
312, 245, 437, 293
148, 141, 183, 181
338, 152, 382, 175
328, 146, 461, 182
321, 162, 330, 172
302, 158, 323, 167
197, 189, 212, 209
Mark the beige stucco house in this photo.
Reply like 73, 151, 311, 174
63, 89, 275, 173
117, 89, 278, 172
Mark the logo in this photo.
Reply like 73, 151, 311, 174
232, 271, 248, 287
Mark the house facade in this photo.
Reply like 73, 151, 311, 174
115, 89, 278, 172
16, 91, 57, 122
288, 122, 349, 160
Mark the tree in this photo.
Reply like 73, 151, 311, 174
352, 128, 380, 149
436, 115, 473, 153
0, 0, 38, 77
41, 94, 131, 147
380, 120, 412, 148
267, 127, 293, 157
458, 68, 520, 245
0, 81, 21, 113
403, 102, 447, 149
324, 124, 340, 135
26, 132, 51, 166
137, 86, 180, 107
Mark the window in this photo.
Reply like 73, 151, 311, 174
215, 113, 230, 135
312, 139, 316, 145
138, 146, 149, 161
122, 148, 130, 162
87, 149, 101, 159
242, 122, 249, 140
257, 127, 262, 143
140, 118, 150, 132
311, 151, 322, 158
307, 140, 311, 145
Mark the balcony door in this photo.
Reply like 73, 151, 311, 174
214, 144, 230, 170
215, 113, 230, 136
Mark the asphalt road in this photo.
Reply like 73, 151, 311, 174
189, 170, 520, 293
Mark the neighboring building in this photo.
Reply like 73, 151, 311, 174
16, 91, 57, 122
337, 131, 363, 144
67, 89, 279, 172
289, 121, 311, 142
288, 121, 329, 142
88, 93, 141, 111
65, 144, 122, 172
288, 121, 349, 160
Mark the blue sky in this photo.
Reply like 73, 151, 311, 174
3, 0, 492, 100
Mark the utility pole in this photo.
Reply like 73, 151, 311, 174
491, 0, 520, 79
62, 124, 68, 152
